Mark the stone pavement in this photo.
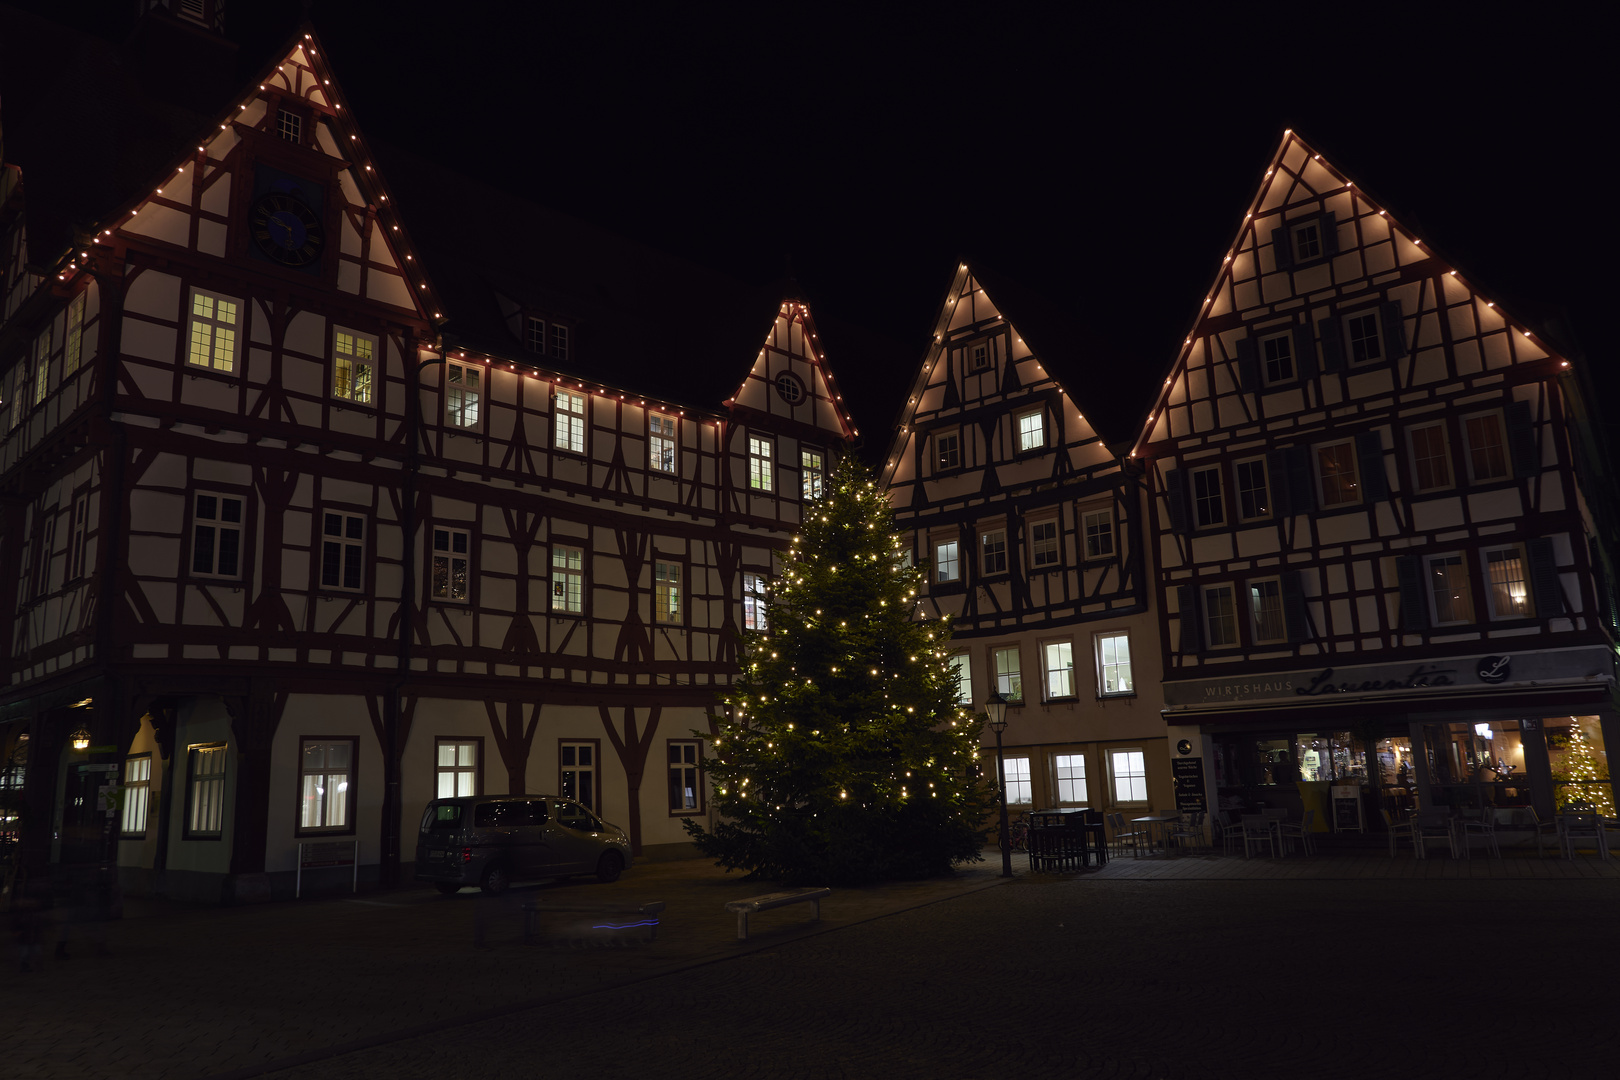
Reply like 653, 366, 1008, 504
3, 845, 1617, 1080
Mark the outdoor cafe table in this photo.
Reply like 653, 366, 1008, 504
1026, 807, 1098, 870
1131, 812, 1183, 854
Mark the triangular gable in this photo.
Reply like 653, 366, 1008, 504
1133, 129, 1567, 457
82, 28, 439, 324
878, 263, 1102, 489
727, 298, 856, 441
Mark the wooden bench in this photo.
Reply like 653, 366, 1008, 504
724, 888, 830, 940
522, 900, 665, 944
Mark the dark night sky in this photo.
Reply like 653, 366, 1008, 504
22, 2, 1612, 445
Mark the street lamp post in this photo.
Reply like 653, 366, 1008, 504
986, 691, 1012, 878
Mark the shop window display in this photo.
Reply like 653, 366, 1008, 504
1544, 715, 1613, 815
1422, 722, 1530, 809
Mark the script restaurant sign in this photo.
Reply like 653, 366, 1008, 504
1162, 646, 1616, 711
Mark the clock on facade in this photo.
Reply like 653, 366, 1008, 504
250, 190, 325, 267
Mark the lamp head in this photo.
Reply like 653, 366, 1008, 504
985, 691, 1007, 732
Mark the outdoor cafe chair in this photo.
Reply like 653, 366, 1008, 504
1108, 812, 1146, 859
1460, 809, 1502, 859
1280, 808, 1316, 856
1168, 811, 1206, 853
1557, 811, 1610, 861
1219, 810, 1245, 856
1381, 809, 1419, 858
1240, 814, 1276, 859
1414, 809, 1458, 859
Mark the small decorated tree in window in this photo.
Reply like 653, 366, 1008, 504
683, 455, 988, 885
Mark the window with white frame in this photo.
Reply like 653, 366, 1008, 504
1483, 544, 1530, 620
1203, 584, 1238, 648
1094, 631, 1133, 696
191, 493, 244, 578
276, 107, 302, 144
120, 755, 152, 837
1017, 408, 1045, 453
1427, 553, 1475, 625
526, 317, 547, 354
936, 430, 961, 472
7, 364, 26, 429
743, 573, 768, 631
33, 328, 50, 404
981, 528, 1007, 575
1083, 507, 1114, 559
185, 743, 226, 839
1248, 577, 1286, 644
298, 738, 354, 833
1053, 754, 1087, 805
436, 738, 479, 798
1109, 749, 1148, 804
654, 561, 682, 624
1192, 465, 1225, 527
187, 290, 239, 373
970, 341, 990, 370
69, 495, 89, 581
1463, 412, 1509, 482
748, 436, 773, 491
947, 651, 972, 705
560, 741, 596, 811
551, 544, 584, 614
1002, 756, 1032, 805
801, 448, 824, 500
1043, 640, 1075, 699
320, 512, 365, 592
550, 323, 569, 361
993, 646, 1023, 703
65, 294, 85, 377
1235, 458, 1270, 520
445, 362, 482, 429
1345, 310, 1384, 365
553, 388, 585, 452
1409, 421, 1453, 491
934, 538, 960, 583
1030, 519, 1059, 568
649, 414, 677, 473
1290, 220, 1323, 262
431, 526, 470, 602
331, 329, 375, 404
1259, 329, 1294, 384
668, 740, 702, 813
1315, 440, 1360, 507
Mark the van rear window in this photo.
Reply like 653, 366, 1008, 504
424, 804, 462, 832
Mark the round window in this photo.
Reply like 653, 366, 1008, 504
774, 371, 806, 405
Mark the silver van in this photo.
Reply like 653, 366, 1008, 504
415, 795, 632, 895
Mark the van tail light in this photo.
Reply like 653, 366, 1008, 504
461, 848, 473, 863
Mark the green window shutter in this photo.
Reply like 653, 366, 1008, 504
1527, 537, 1562, 618
1380, 300, 1408, 362
1318, 316, 1344, 373
1507, 400, 1538, 477
1266, 450, 1293, 516
1165, 469, 1189, 535
1236, 336, 1259, 389
1287, 446, 1317, 514
1355, 431, 1388, 501
1290, 323, 1317, 382
1178, 584, 1202, 653
1282, 571, 1310, 643
1395, 555, 1428, 631
1320, 211, 1339, 256
1271, 227, 1293, 271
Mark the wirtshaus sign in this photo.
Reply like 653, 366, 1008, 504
1163, 646, 1616, 712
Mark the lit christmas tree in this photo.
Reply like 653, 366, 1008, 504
1555, 720, 1614, 815
683, 455, 990, 885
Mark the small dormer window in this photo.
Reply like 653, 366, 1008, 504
970, 342, 989, 370
526, 317, 547, 354
550, 324, 569, 361
277, 108, 303, 145
774, 371, 805, 405
1290, 220, 1321, 262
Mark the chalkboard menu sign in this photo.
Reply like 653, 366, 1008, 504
1331, 785, 1364, 833
1172, 758, 1207, 812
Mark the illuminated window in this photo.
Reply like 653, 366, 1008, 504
332, 329, 375, 404
1427, 553, 1474, 625
1315, 440, 1360, 507
191, 493, 244, 578
668, 741, 702, 813
1017, 409, 1045, 453
184, 744, 227, 839
1203, 584, 1238, 648
801, 448, 823, 499
1192, 465, 1225, 526
1043, 640, 1075, 699
948, 651, 972, 705
1484, 545, 1530, 619
654, 561, 682, 624
981, 529, 1007, 575
65, 294, 85, 377
276, 108, 302, 144
120, 755, 152, 837
436, 739, 479, 798
1095, 631, 1133, 696
554, 388, 586, 452
748, 436, 773, 491
32, 328, 50, 404
551, 544, 584, 614
1030, 519, 1059, 567
1053, 754, 1087, 804
559, 741, 597, 811
298, 738, 354, 833
650, 414, 677, 473
320, 512, 366, 592
445, 363, 481, 429
1083, 508, 1114, 559
1002, 756, 1032, 805
1235, 458, 1270, 519
934, 539, 960, 583
993, 646, 1023, 703
1409, 421, 1453, 491
1463, 412, 1509, 482
743, 573, 768, 631
1109, 749, 1148, 804
187, 290, 239, 373
431, 527, 470, 603
1249, 577, 1286, 644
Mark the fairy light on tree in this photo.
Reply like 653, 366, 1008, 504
684, 455, 989, 885
1553, 717, 1614, 815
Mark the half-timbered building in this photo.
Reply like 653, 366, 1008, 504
0, 8, 854, 900
1135, 131, 1619, 827
879, 264, 1173, 824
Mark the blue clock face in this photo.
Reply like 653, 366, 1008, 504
250, 191, 324, 266
267, 209, 308, 251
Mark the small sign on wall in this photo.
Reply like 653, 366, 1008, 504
1172, 758, 1207, 813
